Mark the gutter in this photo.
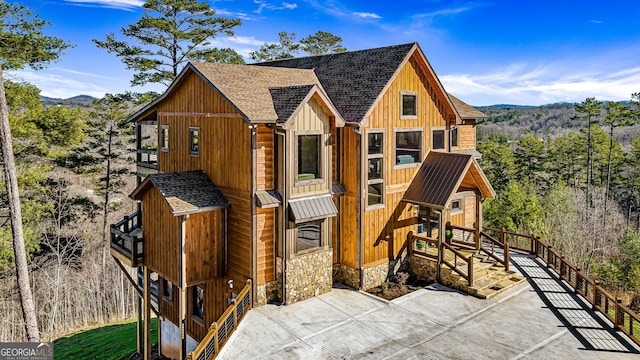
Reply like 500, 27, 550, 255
275, 129, 287, 304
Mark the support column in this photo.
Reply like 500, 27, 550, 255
178, 215, 188, 360
136, 288, 143, 355
143, 267, 151, 360
475, 192, 482, 250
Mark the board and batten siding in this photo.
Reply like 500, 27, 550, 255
361, 54, 449, 266
142, 186, 180, 284
288, 97, 332, 198
146, 72, 252, 321
338, 125, 359, 269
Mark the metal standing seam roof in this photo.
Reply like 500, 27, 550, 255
130, 171, 230, 215
288, 195, 338, 224
255, 43, 416, 124
403, 152, 494, 209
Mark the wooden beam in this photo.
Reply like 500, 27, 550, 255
137, 291, 143, 355
143, 266, 151, 360
110, 256, 161, 317
475, 193, 482, 250
178, 215, 188, 360
158, 111, 242, 119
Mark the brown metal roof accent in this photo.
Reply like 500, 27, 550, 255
131, 171, 229, 215
332, 183, 346, 197
403, 152, 495, 208
448, 94, 488, 119
288, 194, 338, 224
255, 190, 282, 209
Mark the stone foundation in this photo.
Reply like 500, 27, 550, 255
362, 257, 407, 290
285, 249, 332, 304
410, 254, 466, 291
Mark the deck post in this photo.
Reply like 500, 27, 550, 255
593, 280, 600, 311
475, 193, 481, 250
137, 289, 143, 355
615, 297, 623, 328
143, 266, 151, 360
178, 215, 188, 360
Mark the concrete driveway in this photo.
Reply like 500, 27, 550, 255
219, 254, 640, 359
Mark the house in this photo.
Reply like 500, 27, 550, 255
110, 42, 496, 360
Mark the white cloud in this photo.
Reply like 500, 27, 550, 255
253, 0, 298, 14
440, 63, 640, 106
353, 12, 381, 19
64, 0, 143, 11
216, 9, 253, 21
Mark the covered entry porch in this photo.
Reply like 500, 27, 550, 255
401, 152, 521, 297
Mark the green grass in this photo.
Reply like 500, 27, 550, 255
54, 317, 158, 360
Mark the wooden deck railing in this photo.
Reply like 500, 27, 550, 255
449, 224, 477, 248
136, 148, 158, 169
188, 279, 253, 360
479, 230, 509, 272
408, 231, 438, 260
110, 210, 143, 266
441, 242, 474, 285
484, 227, 640, 347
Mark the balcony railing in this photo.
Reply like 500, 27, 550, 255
110, 210, 143, 267
137, 148, 158, 169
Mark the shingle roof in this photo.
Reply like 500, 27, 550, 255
255, 43, 416, 124
403, 152, 494, 209
448, 94, 487, 119
131, 171, 229, 215
270, 85, 315, 123
190, 62, 321, 121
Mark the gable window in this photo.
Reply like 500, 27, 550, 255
451, 199, 462, 215
395, 129, 422, 167
192, 285, 204, 323
160, 125, 169, 152
296, 220, 322, 252
450, 127, 458, 148
367, 131, 384, 208
297, 133, 321, 183
401, 92, 417, 119
189, 127, 199, 156
432, 129, 445, 150
161, 278, 173, 304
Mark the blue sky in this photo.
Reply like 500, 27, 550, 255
9, 0, 640, 105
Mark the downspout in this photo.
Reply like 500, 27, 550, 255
275, 129, 287, 304
433, 209, 443, 283
249, 124, 258, 302
178, 214, 188, 360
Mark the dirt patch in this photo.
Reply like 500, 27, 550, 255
366, 272, 433, 301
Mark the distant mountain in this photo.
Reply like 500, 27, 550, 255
480, 104, 537, 109
41, 95, 97, 108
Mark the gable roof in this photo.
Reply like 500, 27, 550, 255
131, 171, 229, 216
270, 85, 315, 122
403, 152, 495, 209
448, 94, 487, 119
255, 43, 417, 124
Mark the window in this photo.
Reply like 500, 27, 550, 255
367, 131, 384, 207
189, 127, 199, 156
432, 129, 445, 150
160, 126, 169, 152
451, 199, 462, 215
395, 130, 422, 166
401, 92, 417, 119
450, 127, 458, 148
162, 278, 173, 304
296, 220, 322, 252
297, 134, 321, 182
192, 285, 204, 322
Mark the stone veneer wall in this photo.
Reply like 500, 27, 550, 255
285, 249, 332, 304
410, 254, 467, 291
362, 257, 406, 290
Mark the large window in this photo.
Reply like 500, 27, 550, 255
192, 285, 204, 323
401, 92, 417, 119
296, 220, 322, 252
432, 129, 445, 150
160, 125, 169, 152
367, 131, 384, 207
189, 127, 199, 156
395, 130, 422, 166
297, 134, 321, 182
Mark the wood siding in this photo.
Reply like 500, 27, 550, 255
185, 211, 223, 285
458, 124, 476, 150
360, 53, 448, 265
338, 128, 359, 268
142, 187, 179, 284
255, 125, 275, 285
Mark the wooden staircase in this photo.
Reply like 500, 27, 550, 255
439, 252, 525, 299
